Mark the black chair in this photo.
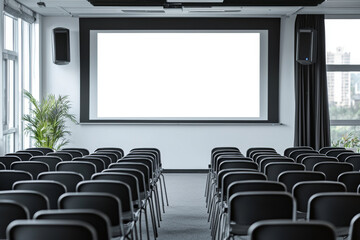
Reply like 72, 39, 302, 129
56, 161, 96, 180
92, 152, 118, 163
59, 192, 126, 238
226, 192, 295, 238
301, 156, 338, 171
215, 156, 253, 173
13, 180, 66, 209
283, 146, 313, 157
248, 220, 336, 240
218, 160, 258, 172
327, 149, 354, 158
289, 150, 319, 161
29, 156, 62, 171
338, 152, 360, 162
253, 153, 280, 163
0, 190, 49, 218
58, 150, 83, 158
349, 213, 360, 240
6, 153, 32, 161
296, 153, 324, 164
17, 150, 44, 156
259, 157, 294, 172
95, 150, 122, 160
34, 209, 111, 240
0, 162, 5, 170
313, 162, 353, 181
293, 181, 346, 218
38, 171, 84, 192
26, 147, 54, 154
73, 157, 105, 172
338, 172, 360, 192
264, 162, 305, 181
47, 152, 73, 161
246, 147, 276, 158
319, 147, 346, 154
96, 147, 124, 158
278, 171, 326, 192
346, 155, 360, 171
85, 155, 112, 168
0, 170, 32, 190
0, 156, 21, 169
7, 220, 97, 240
62, 148, 90, 156
308, 192, 360, 236
0, 200, 29, 240
10, 161, 49, 179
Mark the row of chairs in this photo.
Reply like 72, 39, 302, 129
206, 146, 360, 240
0, 147, 168, 240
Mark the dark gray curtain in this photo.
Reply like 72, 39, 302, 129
294, 14, 331, 150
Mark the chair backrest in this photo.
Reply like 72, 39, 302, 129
308, 193, 360, 232
215, 156, 253, 172
118, 158, 154, 178
73, 157, 105, 172
0, 162, 5, 170
58, 150, 83, 158
247, 147, 276, 158
29, 156, 62, 171
17, 150, 44, 156
0, 156, 21, 169
59, 192, 123, 233
108, 162, 150, 190
222, 172, 267, 201
295, 153, 324, 163
96, 147, 124, 158
289, 150, 319, 161
217, 169, 260, 190
349, 213, 360, 240
95, 150, 122, 160
92, 152, 117, 163
346, 156, 360, 171
219, 160, 258, 172
338, 152, 360, 162
253, 153, 280, 163
227, 180, 286, 201
101, 168, 146, 193
0, 200, 29, 239
13, 180, 67, 209
283, 146, 314, 157
228, 192, 295, 235
293, 181, 346, 213
326, 149, 354, 158
10, 161, 49, 179
92, 172, 141, 205
264, 163, 305, 181
77, 180, 133, 214
7, 220, 97, 240
56, 161, 96, 180
0, 190, 49, 218
47, 152, 73, 161
26, 147, 54, 154
34, 209, 111, 240
301, 156, 338, 170
338, 172, 360, 192
85, 155, 112, 168
62, 148, 90, 156
6, 153, 32, 161
248, 220, 336, 240
278, 171, 326, 192
0, 170, 32, 190
213, 152, 243, 169
259, 157, 294, 172
38, 171, 84, 192
319, 147, 346, 154
313, 162, 353, 181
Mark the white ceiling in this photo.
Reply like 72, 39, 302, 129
17, 0, 360, 17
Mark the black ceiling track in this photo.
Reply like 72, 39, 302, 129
88, 0, 325, 7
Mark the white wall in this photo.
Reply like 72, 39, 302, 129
41, 15, 296, 169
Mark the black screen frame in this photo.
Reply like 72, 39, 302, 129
80, 17, 280, 124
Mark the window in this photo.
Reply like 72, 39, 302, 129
2, 10, 39, 153
80, 18, 280, 123
325, 18, 360, 143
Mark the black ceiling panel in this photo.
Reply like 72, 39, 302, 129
88, 0, 325, 7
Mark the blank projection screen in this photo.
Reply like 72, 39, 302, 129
89, 30, 268, 121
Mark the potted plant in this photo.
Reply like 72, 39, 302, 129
332, 131, 360, 153
22, 90, 77, 150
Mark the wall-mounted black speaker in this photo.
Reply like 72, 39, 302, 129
52, 27, 70, 65
296, 29, 317, 65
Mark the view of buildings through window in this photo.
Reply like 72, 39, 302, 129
326, 19, 360, 143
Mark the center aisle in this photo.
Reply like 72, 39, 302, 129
152, 173, 210, 240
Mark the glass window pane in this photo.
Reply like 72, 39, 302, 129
328, 72, 360, 120
331, 126, 360, 151
4, 15, 14, 51
8, 60, 15, 129
4, 134, 15, 154
326, 19, 360, 65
